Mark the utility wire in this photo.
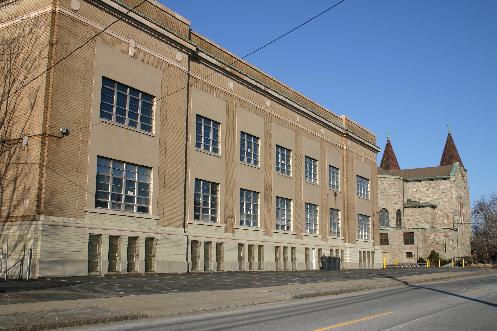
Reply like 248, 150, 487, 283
0, 0, 149, 104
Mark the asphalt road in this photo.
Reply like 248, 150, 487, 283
76, 274, 497, 331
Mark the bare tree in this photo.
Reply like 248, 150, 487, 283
0, 16, 50, 278
471, 195, 497, 263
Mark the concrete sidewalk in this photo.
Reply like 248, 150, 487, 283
0, 269, 494, 330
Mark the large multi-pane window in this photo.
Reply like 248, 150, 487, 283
357, 214, 370, 240
379, 208, 390, 227
195, 115, 220, 154
330, 208, 341, 237
276, 197, 292, 231
100, 77, 154, 133
304, 156, 318, 184
95, 156, 151, 213
240, 132, 260, 166
194, 179, 219, 222
357, 176, 370, 199
305, 203, 319, 234
329, 166, 340, 191
240, 189, 259, 227
275, 145, 292, 176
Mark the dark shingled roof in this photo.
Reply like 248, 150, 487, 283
380, 139, 400, 171
440, 133, 464, 168
378, 164, 454, 181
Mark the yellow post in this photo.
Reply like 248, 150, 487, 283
438, 259, 441, 268
426, 260, 429, 268
462, 259, 465, 268
451, 259, 454, 268
383, 257, 387, 269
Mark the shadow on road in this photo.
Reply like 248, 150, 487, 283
382, 274, 497, 309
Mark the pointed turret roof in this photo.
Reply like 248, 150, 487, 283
440, 132, 464, 168
380, 138, 401, 171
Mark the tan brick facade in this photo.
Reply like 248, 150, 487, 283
1, 0, 382, 278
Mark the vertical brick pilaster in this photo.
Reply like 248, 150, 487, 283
263, 116, 273, 236
224, 100, 236, 233
320, 142, 328, 240
294, 130, 303, 238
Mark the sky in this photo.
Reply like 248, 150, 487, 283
161, 0, 497, 203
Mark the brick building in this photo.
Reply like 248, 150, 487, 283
1, 0, 382, 278
378, 133, 471, 264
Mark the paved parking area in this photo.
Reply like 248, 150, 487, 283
0, 268, 472, 304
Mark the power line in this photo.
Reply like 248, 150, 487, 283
0, 0, 149, 104
153, 0, 348, 104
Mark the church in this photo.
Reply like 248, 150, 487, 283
378, 132, 471, 264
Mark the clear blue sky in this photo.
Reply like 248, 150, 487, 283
161, 0, 497, 203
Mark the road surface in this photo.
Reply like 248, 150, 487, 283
76, 273, 497, 331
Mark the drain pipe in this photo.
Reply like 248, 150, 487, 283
182, 28, 193, 273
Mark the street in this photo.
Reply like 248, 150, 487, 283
76, 274, 497, 331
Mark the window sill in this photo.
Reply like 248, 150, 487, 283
273, 229, 295, 235
304, 180, 319, 186
303, 233, 320, 238
240, 161, 260, 169
329, 236, 344, 240
188, 220, 223, 227
86, 208, 159, 220
99, 119, 155, 137
356, 239, 371, 243
276, 172, 293, 179
329, 188, 340, 193
357, 197, 370, 201
235, 226, 260, 232
195, 147, 222, 158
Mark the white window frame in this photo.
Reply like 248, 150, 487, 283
276, 197, 292, 231
194, 178, 219, 222
329, 166, 340, 191
195, 115, 220, 154
240, 188, 259, 227
99, 77, 154, 133
305, 203, 319, 235
240, 132, 260, 166
304, 156, 318, 184
357, 214, 370, 240
330, 208, 341, 237
357, 176, 370, 199
275, 145, 292, 176
95, 156, 151, 214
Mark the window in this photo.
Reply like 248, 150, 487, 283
95, 156, 151, 213
304, 156, 318, 184
357, 176, 370, 199
275, 145, 292, 176
396, 209, 402, 227
194, 179, 219, 222
406, 252, 414, 259
100, 77, 154, 132
195, 115, 220, 154
329, 166, 340, 191
379, 208, 390, 227
380, 233, 389, 245
403, 232, 414, 245
329, 208, 341, 237
240, 132, 260, 166
357, 214, 370, 240
276, 197, 292, 231
305, 203, 319, 234
240, 189, 259, 227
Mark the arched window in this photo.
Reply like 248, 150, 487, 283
396, 209, 402, 227
379, 208, 389, 227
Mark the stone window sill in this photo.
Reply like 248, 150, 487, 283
86, 208, 159, 220
99, 119, 155, 137
188, 220, 223, 227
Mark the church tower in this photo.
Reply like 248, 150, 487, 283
440, 132, 464, 168
380, 138, 401, 171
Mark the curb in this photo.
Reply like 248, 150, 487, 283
0, 314, 148, 331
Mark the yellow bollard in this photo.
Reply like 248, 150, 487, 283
462, 259, 465, 268
383, 257, 387, 269
451, 259, 454, 268
438, 259, 441, 268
